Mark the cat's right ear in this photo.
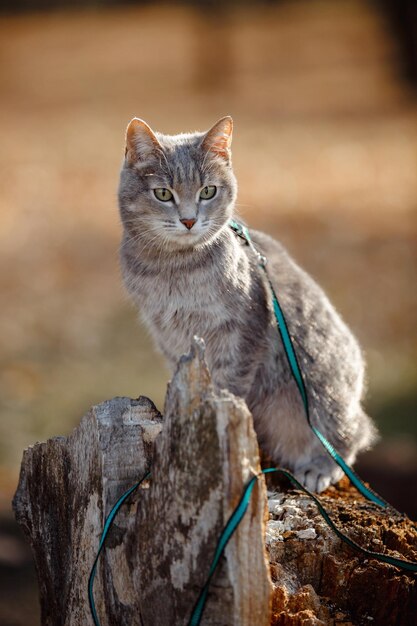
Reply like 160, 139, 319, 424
125, 118, 161, 165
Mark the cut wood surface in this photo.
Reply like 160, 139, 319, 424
13, 337, 417, 626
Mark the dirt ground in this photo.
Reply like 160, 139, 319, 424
0, 1, 416, 624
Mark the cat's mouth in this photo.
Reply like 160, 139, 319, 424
161, 222, 217, 249
170, 228, 206, 246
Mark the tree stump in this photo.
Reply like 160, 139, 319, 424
12, 337, 417, 626
13, 337, 272, 626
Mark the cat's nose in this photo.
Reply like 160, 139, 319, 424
180, 218, 196, 230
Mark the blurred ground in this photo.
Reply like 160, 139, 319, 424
0, 1, 416, 624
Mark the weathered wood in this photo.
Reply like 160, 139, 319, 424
12, 336, 417, 626
131, 336, 272, 626
13, 337, 272, 626
13, 396, 163, 626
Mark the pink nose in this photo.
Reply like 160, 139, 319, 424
180, 218, 196, 230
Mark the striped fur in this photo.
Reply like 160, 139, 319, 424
118, 117, 377, 493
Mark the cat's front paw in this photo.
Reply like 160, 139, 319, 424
294, 456, 344, 493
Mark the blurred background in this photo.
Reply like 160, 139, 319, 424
0, 0, 416, 623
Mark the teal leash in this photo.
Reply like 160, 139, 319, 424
188, 473, 260, 626
88, 471, 150, 626
229, 219, 391, 509
88, 220, 417, 626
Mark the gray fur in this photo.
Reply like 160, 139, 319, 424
118, 116, 377, 493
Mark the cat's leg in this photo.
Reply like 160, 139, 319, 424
251, 394, 366, 493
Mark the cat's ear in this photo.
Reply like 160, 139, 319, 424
125, 118, 162, 165
201, 116, 233, 162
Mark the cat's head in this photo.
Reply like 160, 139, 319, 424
118, 116, 237, 252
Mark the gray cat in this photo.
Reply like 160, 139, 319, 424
118, 116, 377, 493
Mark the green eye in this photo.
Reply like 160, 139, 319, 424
200, 185, 217, 200
154, 188, 173, 202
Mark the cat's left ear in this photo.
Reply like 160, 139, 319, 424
201, 116, 233, 162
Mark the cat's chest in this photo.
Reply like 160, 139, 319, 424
124, 240, 253, 358
137, 267, 243, 359
143, 272, 228, 327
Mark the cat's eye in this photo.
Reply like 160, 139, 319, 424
199, 185, 217, 200
154, 188, 173, 202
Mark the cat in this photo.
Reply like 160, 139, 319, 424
118, 116, 377, 493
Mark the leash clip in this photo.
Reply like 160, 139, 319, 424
257, 253, 267, 268
246, 237, 267, 268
